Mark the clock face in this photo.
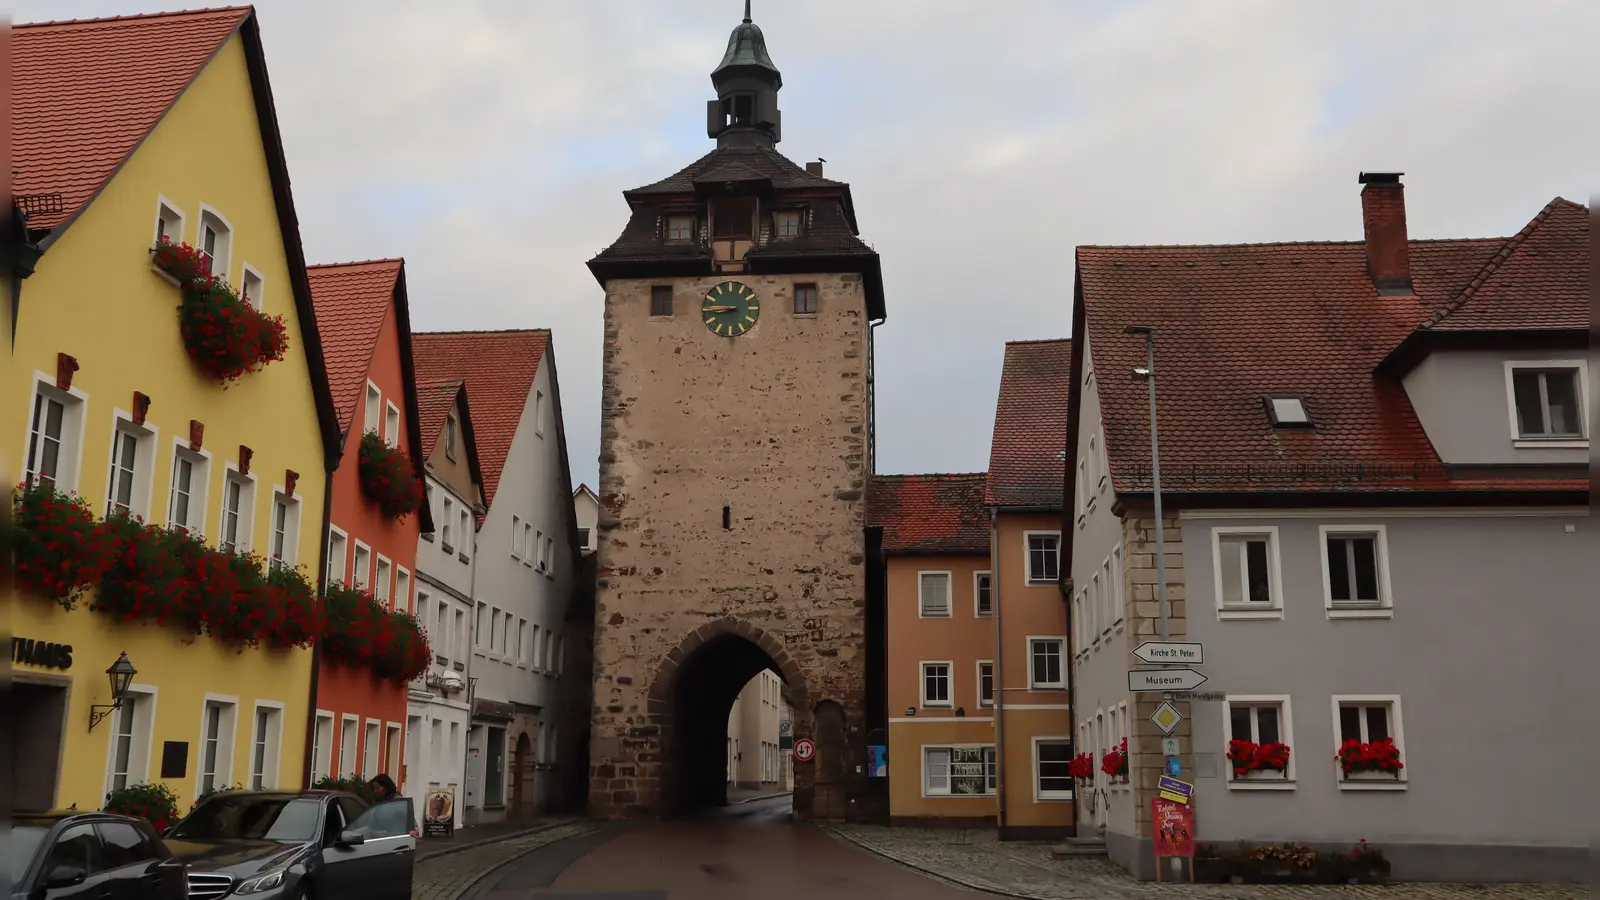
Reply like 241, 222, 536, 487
702, 281, 760, 336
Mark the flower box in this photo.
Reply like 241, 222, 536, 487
1101, 738, 1128, 782
150, 238, 288, 386
322, 584, 432, 684
358, 431, 424, 520
151, 237, 211, 285
1336, 738, 1403, 781
1228, 739, 1291, 781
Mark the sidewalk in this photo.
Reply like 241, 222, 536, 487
728, 786, 792, 805
416, 816, 576, 861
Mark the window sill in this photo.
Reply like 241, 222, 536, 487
1228, 779, 1296, 791
1025, 580, 1056, 588
522, 560, 533, 568
1327, 606, 1392, 620
458, 552, 470, 564
917, 613, 954, 620
921, 793, 998, 800
420, 532, 435, 543
441, 544, 454, 555
1035, 794, 1075, 802
1029, 684, 1068, 692
1513, 438, 1587, 449
1077, 515, 1087, 530
793, 313, 818, 319
151, 263, 183, 287
1218, 607, 1283, 621
1338, 779, 1407, 792
921, 703, 954, 710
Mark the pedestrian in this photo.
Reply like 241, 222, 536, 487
367, 773, 420, 839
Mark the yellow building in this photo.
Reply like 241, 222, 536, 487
6, 8, 340, 815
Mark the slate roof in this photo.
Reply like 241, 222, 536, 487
306, 260, 401, 436
985, 340, 1074, 508
624, 146, 844, 197
1075, 198, 1590, 496
13, 7, 251, 234
867, 474, 990, 556
415, 379, 464, 460
411, 330, 549, 510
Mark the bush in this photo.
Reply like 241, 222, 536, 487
104, 782, 181, 833
311, 775, 374, 803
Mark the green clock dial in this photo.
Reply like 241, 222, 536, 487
702, 280, 760, 336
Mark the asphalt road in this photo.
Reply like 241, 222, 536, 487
462, 795, 978, 899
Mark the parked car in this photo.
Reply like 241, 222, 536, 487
8, 809, 188, 899
161, 790, 414, 900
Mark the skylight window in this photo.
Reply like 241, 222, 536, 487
1264, 396, 1312, 428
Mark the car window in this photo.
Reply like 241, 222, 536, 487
44, 823, 102, 876
348, 800, 412, 840
96, 822, 155, 868
6, 824, 49, 884
335, 797, 368, 830
173, 797, 321, 843
322, 801, 345, 847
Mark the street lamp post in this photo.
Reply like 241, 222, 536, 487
1125, 325, 1167, 641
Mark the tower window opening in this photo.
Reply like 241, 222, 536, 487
731, 94, 755, 125
722, 505, 732, 530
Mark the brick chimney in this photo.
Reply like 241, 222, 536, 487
1359, 172, 1412, 295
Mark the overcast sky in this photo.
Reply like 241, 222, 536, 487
17, 0, 1597, 489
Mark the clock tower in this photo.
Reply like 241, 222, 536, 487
583, 2, 886, 822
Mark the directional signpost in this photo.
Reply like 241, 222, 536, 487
1128, 668, 1208, 692
1132, 641, 1203, 666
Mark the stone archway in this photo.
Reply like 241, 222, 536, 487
643, 617, 812, 817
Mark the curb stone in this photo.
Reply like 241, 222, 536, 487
821, 825, 1034, 899
416, 818, 576, 863
434, 822, 601, 900
730, 790, 793, 805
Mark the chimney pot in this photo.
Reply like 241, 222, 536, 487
1359, 172, 1413, 295
805, 160, 824, 177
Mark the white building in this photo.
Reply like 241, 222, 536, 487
404, 378, 485, 831
573, 484, 598, 553
413, 330, 582, 824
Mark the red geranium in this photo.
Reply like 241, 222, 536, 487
1068, 752, 1095, 780
151, 236, 211, 284
11, 481, 111, 608
1227, 739, 1291, 778
176, 275, 289, 386
357, 431, 423, 519
1101, 737, 1128, 780
266, 564, 323, 649
1336, 737, 1403, 775
322, 583, 431, 683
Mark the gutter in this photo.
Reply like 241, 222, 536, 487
989, 506, 1006, 834
302, 463, 336, 789
460, 507, 480, 820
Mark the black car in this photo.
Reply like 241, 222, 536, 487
161, 789, 414, 900
8, 810, 188, 900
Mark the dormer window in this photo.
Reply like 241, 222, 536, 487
1508, 364, 1584, 440
712, 199, 755, 239
666, 215, 695, 242
1264, 396, 1312, 428
775, 210, 802, 238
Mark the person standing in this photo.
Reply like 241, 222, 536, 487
367, 773, 419, 838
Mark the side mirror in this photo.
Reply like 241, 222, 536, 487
336, 829, 366, 847
161, 826, 173, 838
44, 864, 88, 889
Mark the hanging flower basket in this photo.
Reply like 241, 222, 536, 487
103, 782, 181, 834
1336, 738, 1403, 778
12, 481, 111, 609
1101, 737, 1128, 782
358, 431, 423, 520
1228, 739, 1291, 779
177, 275, 289, 386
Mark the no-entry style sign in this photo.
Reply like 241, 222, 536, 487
793, 737, 816, 762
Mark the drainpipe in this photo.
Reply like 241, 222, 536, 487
302, 464, 335, 789
989, 507, 1006, 835
460, 504, 479, 826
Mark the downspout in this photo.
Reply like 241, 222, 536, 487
302, 463, 336, 789
989, 507, 1006, 834
459, 501, 480, 825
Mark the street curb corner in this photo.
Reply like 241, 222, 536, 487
819, 826, 1034, 900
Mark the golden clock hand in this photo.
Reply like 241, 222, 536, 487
705, 305, 737, 312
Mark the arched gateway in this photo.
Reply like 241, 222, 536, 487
582, 6, 885, 823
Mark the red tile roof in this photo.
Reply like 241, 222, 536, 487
1075, 198, 1589, 496
306, 260, 402, 436
411, 330, 549, 509
415, 379, 464, 460
985, 339, 1073, 508
1421, 199, 1588, 333
13, 7, 251, 233
867, 474, 989, 555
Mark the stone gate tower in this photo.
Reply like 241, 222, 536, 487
583, 3, 886, 821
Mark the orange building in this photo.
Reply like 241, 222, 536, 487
304, 259, 433, 787
869, 339, 1075, 839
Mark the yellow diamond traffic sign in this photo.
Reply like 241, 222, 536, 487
1150, 701, 1183, 735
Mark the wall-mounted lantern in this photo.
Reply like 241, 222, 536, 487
88, 652, 137, 732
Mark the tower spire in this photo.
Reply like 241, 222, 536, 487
743, 0, 751, 24
707, 0, 783, 148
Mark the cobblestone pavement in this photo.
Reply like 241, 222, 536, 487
412, 821, 601, 900
822, 826, 1586, 900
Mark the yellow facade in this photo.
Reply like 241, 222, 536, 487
7, 34, 328, 812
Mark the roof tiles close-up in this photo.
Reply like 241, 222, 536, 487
411, 330, 550, 510
985, 339, 1073, 509
866, 473, 989, 556
305, 260, 403, 436
414, 378, 465, 461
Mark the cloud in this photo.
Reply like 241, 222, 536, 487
17, 0, 1597, 488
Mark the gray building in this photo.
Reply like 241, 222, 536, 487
1063, 175, 1590, 882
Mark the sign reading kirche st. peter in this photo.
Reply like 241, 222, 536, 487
12, 636, 74, 670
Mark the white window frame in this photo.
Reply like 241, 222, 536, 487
312, 710, 335, 780
973, 571, 993, 617
1503, 359, 1589, 447
534, 389, 546, 438
1023, 531, 1061, 584
384, 401, 401, 448
339, 714, 360, 779
23, 373, 90, 494
1211, 525, 1285, 620
1032, 736, 1076, 801
459, 509, 472, 559
364, 382, 383, 436
103, 411, 158, 521
248, 701, 285, 790
239, 262, 265, 311
103, 684, 157, 795
395, 566, 412, 614
503, 612, 515, 657
531, 624, 543, 670
1085, 436, 1099, 508
167, 440, 212, 538
195, 203, 234, 281
1075, 460, 1089, 525
217, 464, 257, 555
533, 529, 546, 571
542, 535, 554, 576
517, 619, 529, 667
268, 488, 301, 571
1331, 694, 1407, 790
374, 554, 393, 607
153, 195, 186, 246
524, 522, 536, 565
976, 660, 994, 708
1027, 636, 1067, 690
326, 526, 349, 588
921, 744, 996, 797
363, 718, 382, 778
196, 693, 239, 799
385, 721, 403, 780
444, 412, 458, 460
352, 541, 373, 593
511, 515, 523, 559
917, 570, 953, 618
920, 660, 953, 708
1109, 544, 1124, 630
1087, 572, 1100, 644
442, 497, 455, 549
1224, 694, 1295, 791
1318, 524, 1394, 619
